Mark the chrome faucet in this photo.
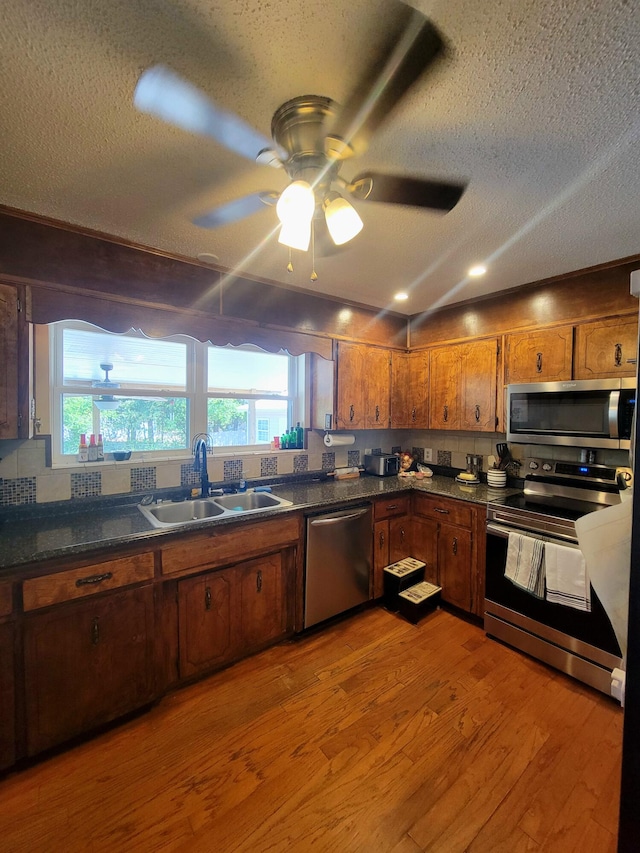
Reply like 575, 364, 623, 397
192, 434, 211, 497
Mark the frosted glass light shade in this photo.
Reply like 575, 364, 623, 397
278, 220, 311, 252
324, 195, 363, 245
276, 180, 315, 225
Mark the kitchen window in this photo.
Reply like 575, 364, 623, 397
48, 321, 300, 463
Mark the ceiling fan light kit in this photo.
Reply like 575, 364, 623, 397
133, 4, 466, 281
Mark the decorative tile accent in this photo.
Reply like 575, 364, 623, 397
70, 471, 101, 499
437, 450, 452, 467
130, 466, 156, 492
347, 450, 360, 467
293, 454, 308, 473
261, 457, 278, 476
322, 452, 335, 471
412, 447, 425, 463
0, 476, 37, 506
391, 445, 402, 455
180, 462, 200, 487
224, 459, 244, 480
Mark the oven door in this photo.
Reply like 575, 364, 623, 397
485, 522, 622, 692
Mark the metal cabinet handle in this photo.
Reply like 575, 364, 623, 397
349, 404, 355, 422
257, 570, 263, 593
205, 586, 212, 610
475, 404, 480, 422
443, 405, 448, 422
615, 343, 622, 366
452, 537, 458, 555
434, 507, 450, 514
412, 407, 417, 421
76, 571, 113, 588
536, 352, 543, 373
386, 504, 398, 510
379, 531, 385, 547
400, 527, 405, 542
91, 617, 100, 645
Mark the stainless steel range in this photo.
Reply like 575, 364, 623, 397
485, 457, 627, 695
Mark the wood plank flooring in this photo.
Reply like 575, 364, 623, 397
0, 606, 622, 852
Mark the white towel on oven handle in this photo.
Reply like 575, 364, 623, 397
505, 532, 545, 598
544, 542, 591, 612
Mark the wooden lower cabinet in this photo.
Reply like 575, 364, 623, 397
438, 523, 473, 611
177, 551, 291, 680
0, 620, 16, 770
23, 584, 156, 755
372, 496, 411, 598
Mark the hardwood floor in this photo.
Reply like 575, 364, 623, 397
0, 606, 622, 852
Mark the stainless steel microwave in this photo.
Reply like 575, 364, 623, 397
506, 378, 636, 449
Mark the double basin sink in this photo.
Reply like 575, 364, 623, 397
139, 489, 293, 528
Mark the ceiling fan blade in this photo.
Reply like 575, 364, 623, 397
325, 5, 444, 159
134, 65, 284, 166
193, 192, 278, 229
349, 172, 466, 212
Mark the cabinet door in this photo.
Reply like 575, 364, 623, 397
24, 585, 156, 755
365, 347, 391, 429
411, 517, 439, 585
460, 339, 498, 432
574, 316, 638, 380
0, 621, 15, 770
335, 342, 367, 429
505, 326, 573, 384
389, 515, 411, 564
237, 553, 286, 652
390, 352, 411, 428
0, 283, 29, 440
373, 519, 390, 599
409, 350, 429, 428
429, 345, 461, 429
438, 523, 472, 611
178, 567, 237, 679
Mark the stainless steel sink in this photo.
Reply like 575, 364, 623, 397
139, 489, 292, 528
212, 491, 289, 511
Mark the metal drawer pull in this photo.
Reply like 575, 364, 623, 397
205, 586, 212, 610
386, 504, 398, 510
412, 407, 416, 421
349, 404, 355, 422
76, 571, 113, 587
434, 507, 450, 514
475, 404, 480, 421
443, 405, 448, 422
536, 352, 543, 372
91, 617, 100, 645
375, 405, 380, 422
400, 527, 405, 541
257, 570, 263, 592
615, 343, 622, 366
452, 537, 458, 555
379, 531, 385, 547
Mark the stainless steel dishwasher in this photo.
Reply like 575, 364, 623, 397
304, 504, 372, 628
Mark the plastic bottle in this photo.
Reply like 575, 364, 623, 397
88, 434, 98, 462
96, 433, 104, 462
77, 433, 89, 463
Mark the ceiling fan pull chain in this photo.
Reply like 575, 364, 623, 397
310, 221, 318, 282
286, 247, 293, 274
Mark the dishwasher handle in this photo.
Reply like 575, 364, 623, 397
309, 507, 371, 526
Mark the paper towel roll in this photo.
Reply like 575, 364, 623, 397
323, 433, 356, 447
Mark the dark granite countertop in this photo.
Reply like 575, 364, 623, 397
0, 473, 521, 576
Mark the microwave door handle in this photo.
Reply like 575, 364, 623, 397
609, 390, 620, 439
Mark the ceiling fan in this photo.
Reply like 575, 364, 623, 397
133, 3, 466, 274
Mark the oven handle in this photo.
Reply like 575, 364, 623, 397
486, 522, 580, 549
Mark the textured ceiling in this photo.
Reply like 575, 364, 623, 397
1, 0, 639, 316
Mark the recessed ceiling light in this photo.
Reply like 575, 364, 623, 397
394, 292, 409, 301
468, 264, 487, 278
197, 252, 219, 264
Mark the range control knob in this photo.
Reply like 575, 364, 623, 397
542, 462, 552, 471
529, 461, 539, 469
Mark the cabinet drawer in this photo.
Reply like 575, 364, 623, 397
162, 515, 300, 576
0, 583, 12, 618
413, 494, 473, 528
22, 552, 155, 611
374, 495, 410, 521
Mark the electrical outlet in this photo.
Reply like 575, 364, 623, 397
423, 448, 433, 462
365, 448, 372, 456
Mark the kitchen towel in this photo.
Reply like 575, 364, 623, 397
323, 433, 355, 447
544, 542, 591, 612
505, 532, 545, 598
576, 498, 631, 660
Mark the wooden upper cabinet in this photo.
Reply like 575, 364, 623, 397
505, 326, 573, 384
460, 339, 498, 432
364, 346, 391, 429
0, 283, 30, 440
429, 346, 461, 429
335, 342, 367, 429
429, 339, 497, 431
574, 316, 638, 380
391, 351, 429, 428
